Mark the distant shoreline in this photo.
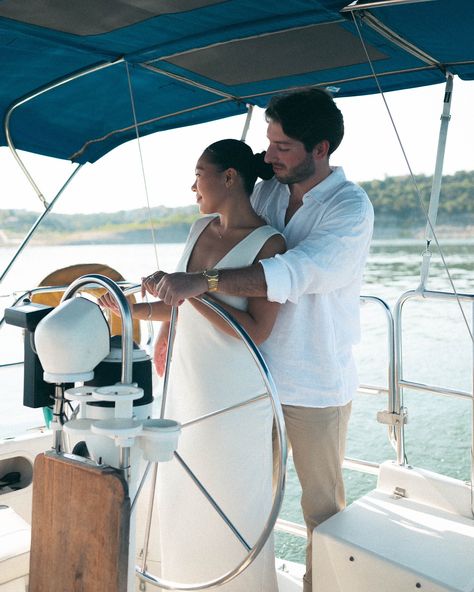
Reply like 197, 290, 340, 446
2, 170, 474, 246
1, 222, 473, 247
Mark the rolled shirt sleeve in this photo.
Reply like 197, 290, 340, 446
256, 174, 374, 304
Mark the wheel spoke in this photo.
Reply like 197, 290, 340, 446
180, 393, 269, 429
131, 460, 152, 514
140, 461, 159, 573
174, 451, 251, 552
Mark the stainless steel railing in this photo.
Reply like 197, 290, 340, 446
394, 288, 474, 516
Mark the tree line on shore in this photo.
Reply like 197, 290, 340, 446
360, 170, 474, 219
1, 170, 473, 242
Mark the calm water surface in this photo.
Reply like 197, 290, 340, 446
1, 239, 473, 563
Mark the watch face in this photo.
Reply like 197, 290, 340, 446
207, 269, 219, 279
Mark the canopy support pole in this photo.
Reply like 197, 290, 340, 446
342, 0, 435, 12
1, 57, 125, 288
0, 164, 82, 288
418, 73, 454, 291
240, 104, 254, 141
4, 57, 124, 204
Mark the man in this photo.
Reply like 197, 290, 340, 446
145, 88, 374, 591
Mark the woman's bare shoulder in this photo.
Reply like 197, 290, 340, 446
256, 231, 286, 260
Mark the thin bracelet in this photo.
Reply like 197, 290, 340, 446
146, 302, 153, 320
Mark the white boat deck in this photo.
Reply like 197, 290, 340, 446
314, 462, 474, 592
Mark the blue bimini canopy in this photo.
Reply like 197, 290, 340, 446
1, 0, 473, 164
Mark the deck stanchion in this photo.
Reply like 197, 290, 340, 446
360, 296, 398, 453
395, 289, 474, 470
471, 299, 474, 518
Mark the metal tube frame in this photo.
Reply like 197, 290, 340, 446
418, 74, 454, 290
174, 450, 252, 551
0, 281, 135, 336
0, 57, 124, 292
394, 288, 474, 499
240, 104, 254, 142
2, 57, 124, 289
341, 0, 435, 13
0, 164, 82, 289
4, 57, 124, 200
360, 295, 399, 454
62, 274, 134, 385
159, 306, 178, 419
424, 74, 454, 244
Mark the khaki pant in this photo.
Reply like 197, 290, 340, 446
276, 402, 352, 592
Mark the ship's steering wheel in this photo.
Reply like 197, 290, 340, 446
134, 293, 287, 590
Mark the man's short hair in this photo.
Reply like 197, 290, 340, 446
265, 88, 344, 155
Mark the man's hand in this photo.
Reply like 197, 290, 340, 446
155, 272, 208, 306
141, 271, 166, 298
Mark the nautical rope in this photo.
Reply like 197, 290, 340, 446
124, 60, 161, 340
125, 61, 160, 274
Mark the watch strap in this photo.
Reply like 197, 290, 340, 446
202, 269, 219, 292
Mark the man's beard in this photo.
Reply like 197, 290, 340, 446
274, 152, 315, 185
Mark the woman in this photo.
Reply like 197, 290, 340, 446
101, 139, 285, 590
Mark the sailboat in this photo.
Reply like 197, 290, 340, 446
0, 1, 473, 590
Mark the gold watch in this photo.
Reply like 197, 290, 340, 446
202, 268, 219, 292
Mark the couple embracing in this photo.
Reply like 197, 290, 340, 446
105, 87, 373, 592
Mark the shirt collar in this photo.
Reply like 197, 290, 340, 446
303, 166, 346, 203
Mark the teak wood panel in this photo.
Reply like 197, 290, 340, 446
29, 452, 130, 592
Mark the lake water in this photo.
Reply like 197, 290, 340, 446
1, 239, 473, 563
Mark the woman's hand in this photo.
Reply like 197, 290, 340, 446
98, 291, 121, 316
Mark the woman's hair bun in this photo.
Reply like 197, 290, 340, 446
253, 151, 274, 180
204, 139, 273, 194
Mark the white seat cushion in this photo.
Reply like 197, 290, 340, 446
0, 506, 30, 584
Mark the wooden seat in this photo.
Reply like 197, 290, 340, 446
31, 263, 141, 343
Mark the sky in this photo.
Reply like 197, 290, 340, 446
1, 78, 473, 215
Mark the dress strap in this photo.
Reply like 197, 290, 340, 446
217, 225, 282, 269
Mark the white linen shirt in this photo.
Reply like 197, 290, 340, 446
251, 167, 374, 407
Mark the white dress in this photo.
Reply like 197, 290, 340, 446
158, 216, 280, 591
